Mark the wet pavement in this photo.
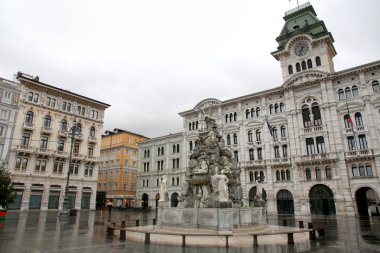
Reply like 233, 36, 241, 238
1, 210, 380, 253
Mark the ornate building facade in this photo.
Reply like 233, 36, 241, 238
138, 3, 380, 216
137, 132, 185, 209
8, 72, 110, 211
97, 129, 147, 208
0, 77, 21, 167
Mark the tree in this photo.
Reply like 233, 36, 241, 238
0, 167, 14, 208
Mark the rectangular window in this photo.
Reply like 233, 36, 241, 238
28, 92, 33, 102
347, 136, 356, 150
46, 97, 51, 106
0, 109, 8, 119
88, 146, 94, 156
234, 150, 239, 162
35, 159, 47, 172
57, 139, 65, 151
282, 145, 288, 157
85, 166, 93, 176
73, 142, 80, 154
0, 126, 5, 137
306, 138, 315, 155
40, 136, 49, 149
249, 149, 255, 161
21, 132, 30, 146
2, 90, 12, 103
16, 157, 28, 170
257, 148, 263, 160
33, 93, 39, 103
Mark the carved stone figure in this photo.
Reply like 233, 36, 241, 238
159, 175, 168, 201
217, 170, 229, 202
193, 160, 208, 175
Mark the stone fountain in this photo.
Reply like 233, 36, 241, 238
157, 102, 266, 232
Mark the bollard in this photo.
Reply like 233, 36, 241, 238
145, 233, 150, 244
107, 222, 115, 237
136, 220, 140, 227
120, 221, 126, 240
299, 221, 304, 228
318, 228, 326, 237
153, 219, 156, 225
308, 222, 316, 240
283, 219, 287, 226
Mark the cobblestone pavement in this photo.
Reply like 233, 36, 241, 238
1, 210, 380, 253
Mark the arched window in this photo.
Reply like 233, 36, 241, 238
251, 108, 255, 118
249, 171, 254, 181
338, 89, 345, 100
358, 134, 368, 150
233, 112, 237, 121
146, 179, 149, 187
188, 122, 191, 130
225, 114, 228, 123
281, 170, 285, 180
352, 85, 359, 97
280, 126, 286, 138
296, 63, 301, 72
315, 56, 321, 66
282, 145, 288, 157
301, 61, 307, 70
355, 112, 363, 127
276, 170, 280, 181
272, 127, 278, 139
233, 133, 238, 144
192, 122, 195, 130
229, 113, 233, 122
248, 131, 253, 142
173, 145, 176, 153
249, 148, 254, 161
143, 179, 145, 187
90, 126, 96, 137
60, 119, 67, 131
189, 141, 193, 151
196, 121, 199, 129
286, 170, 291, 180
288, 65, 293, 75
172, 177, 175, 186
256, 107, 260, 117
269, 104, 274, 114
372, 80, 380, 93
343, 114, 351, 129
274, 103, 279, 113
226, 134, 231, 145
274, 145, 280, 158
302, 105, 311, 127
347, 136, 355, 150
25, 111, 34, 124
259, 171, 264, 181
44, 115, 51, 128
280, 102, 285, 112
307, 59, 313, 69
256, 130, 261, 142
352, 164, 359, 177
325, 166, 332, 179
246, 109, 250, 119
315, 167, 321, 180
311, 102, 322, 126
345, 87, 352, 99
306, 168, 311, 180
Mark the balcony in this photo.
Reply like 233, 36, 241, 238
267, 157, 291, 165
23, 122, 34, 130
41, 126, 53, 134
13, 145, 34, 154
88, 136, 97, 143
72, 153, 84, 160
303, 125, 324, 134
244, 160, 265, 167
345, 149, 374, 158
295, 152, 338, 165
54, 150, 68, 158
58, 130, 68, 137
86, 155, 99, 163
36, 147, 53, 156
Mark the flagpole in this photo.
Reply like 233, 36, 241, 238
297, 0, 299, 10
345, 98, 358, 150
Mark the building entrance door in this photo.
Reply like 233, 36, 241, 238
309, 184, 336, 215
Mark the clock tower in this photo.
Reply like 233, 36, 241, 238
271, 2, 337, 83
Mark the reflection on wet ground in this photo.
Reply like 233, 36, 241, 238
1, 210, 380, 253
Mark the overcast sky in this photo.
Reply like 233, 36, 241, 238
0, 0, 379, 138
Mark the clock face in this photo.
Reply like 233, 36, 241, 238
293, 41, 310, 57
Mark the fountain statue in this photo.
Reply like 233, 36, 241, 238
157, 101, 266, 231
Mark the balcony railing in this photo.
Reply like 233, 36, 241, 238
303, 125, 323, 134
345, 149, 373, 157
14, 145, 34, 152
88, 135, 97, 143
23, 122, 34, 130
41, 126, 53, 133
267, 158, 291, 164
244, 160, 265, 166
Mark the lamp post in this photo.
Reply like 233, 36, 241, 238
60, 119, 82, 216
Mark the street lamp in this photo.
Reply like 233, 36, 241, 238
60, 119, 82, 216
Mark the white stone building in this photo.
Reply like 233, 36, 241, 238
137, 132, 185, 209
0, 77, 21, 167
137, 3, 380, 216
8, 72, 110, 211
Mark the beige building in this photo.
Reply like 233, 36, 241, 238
8, 72, 110, 211
138, 3, 380, 216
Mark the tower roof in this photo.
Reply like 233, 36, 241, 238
274, 2, 334, 52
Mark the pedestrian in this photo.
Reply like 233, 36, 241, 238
106, 200, 113, 216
